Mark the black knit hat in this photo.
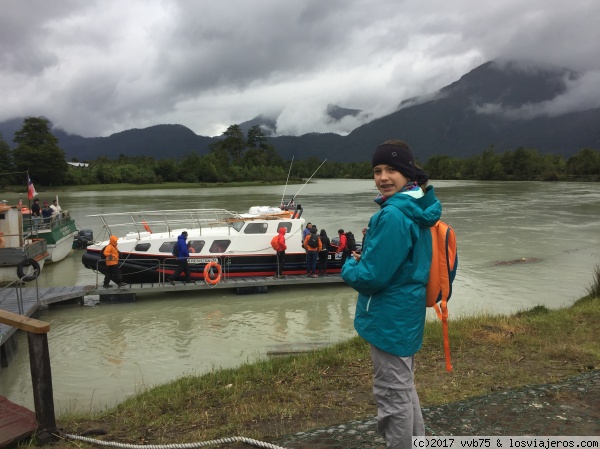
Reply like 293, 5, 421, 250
372, 141, 416, 180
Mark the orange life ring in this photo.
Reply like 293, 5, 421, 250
203, 261, 222, 285
142, 221, 152, 233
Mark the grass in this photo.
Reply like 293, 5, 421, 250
48, 289, 600, 448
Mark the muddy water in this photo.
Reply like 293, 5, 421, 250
1, 179, 599, 413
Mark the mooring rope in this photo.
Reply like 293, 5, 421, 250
64, 433, 288, 449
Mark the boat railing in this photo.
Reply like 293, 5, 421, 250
88, 209, 242, 240
0, 277, 40, 315
93, 255, 231, 287
23, 210, 73, 236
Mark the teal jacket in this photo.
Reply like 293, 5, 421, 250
341, 186, 442, 357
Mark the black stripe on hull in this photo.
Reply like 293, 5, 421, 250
82, 252, 345, 284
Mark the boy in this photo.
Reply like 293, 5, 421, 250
341, 140, 441, 449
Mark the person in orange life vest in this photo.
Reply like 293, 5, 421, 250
303, 226, 322, 277
341, 140, 441, 449
275, 227, 287, 278
336, 229, 350, 264
103, 235, 127, 288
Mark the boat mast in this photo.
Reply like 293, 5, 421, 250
280, 156, 294, 207
288, 158, 327, 204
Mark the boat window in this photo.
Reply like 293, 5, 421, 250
231, 221, 244, 232
277, 222, 292, 233
244, 222, 268, 234
188, 240, 205, 253
134, 243, 151, 252
209, 240, 230, 253
159, 242, 178, 253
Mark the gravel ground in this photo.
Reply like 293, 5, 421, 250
276, 370, 599, 449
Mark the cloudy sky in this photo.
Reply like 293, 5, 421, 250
1, 0, 600, 138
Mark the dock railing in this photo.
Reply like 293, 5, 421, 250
0, 309, 57, 443
94, 256, 230, 286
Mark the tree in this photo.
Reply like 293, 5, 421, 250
221, 124, 247, 165
12, 117, 69, 185
247, 125, 268, 149
566, 148, 600, 178
474, 145, 499, 180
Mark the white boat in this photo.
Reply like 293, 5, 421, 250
0, 204, 48, 284
81, 204, 343, 284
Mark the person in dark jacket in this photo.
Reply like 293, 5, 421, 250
31, 198, 41, 229
168, 231, 191, 284
318, 229, 331, 276
301, 222, 312, 248
41, 201, 53, 224
341, 140, 442, 449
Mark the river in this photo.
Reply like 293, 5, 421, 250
1, 179, 599, 413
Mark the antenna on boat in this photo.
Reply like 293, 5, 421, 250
288, 158, 327, 204
280, 156, 294, 207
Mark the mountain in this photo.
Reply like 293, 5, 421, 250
237, 114, 278, 137
268, 60, 600, 162
325, 104, 362, 122
2, 60, 599, 163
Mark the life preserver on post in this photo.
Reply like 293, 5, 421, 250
17, 258, 41, 282
203, 261, 222, 285
142, 221, 152, 233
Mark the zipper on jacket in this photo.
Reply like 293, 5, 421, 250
366, 295, 372, 312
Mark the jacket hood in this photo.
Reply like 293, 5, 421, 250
378, 187, 441, 228
278, 227, 286, 235
109, 235, 118, 245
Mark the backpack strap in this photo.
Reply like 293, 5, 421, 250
432, 221, 456, 372
433, 298, 452, 372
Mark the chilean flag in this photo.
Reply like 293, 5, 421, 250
28, 176, 37, 200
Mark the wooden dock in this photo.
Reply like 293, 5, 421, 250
0, 285, 93, 353
90, 273, 347, 296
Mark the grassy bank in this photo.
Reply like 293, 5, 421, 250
52, 288, 600, 448
1, 180, 298, 194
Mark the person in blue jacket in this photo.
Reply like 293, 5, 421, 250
168, 231, 191, 284
341, 140, 442, 449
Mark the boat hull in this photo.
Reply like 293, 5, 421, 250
80, 206, 348, 285
0, 239, 48, 284
23, 212, 78, 263
82, 251, 345, 284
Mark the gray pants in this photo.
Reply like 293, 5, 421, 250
370, 344, 425, 449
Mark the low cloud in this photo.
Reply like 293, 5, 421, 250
475, 71, 600, 120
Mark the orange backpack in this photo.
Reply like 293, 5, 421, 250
427, 220, 458, 372
270, 235, 281, 251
